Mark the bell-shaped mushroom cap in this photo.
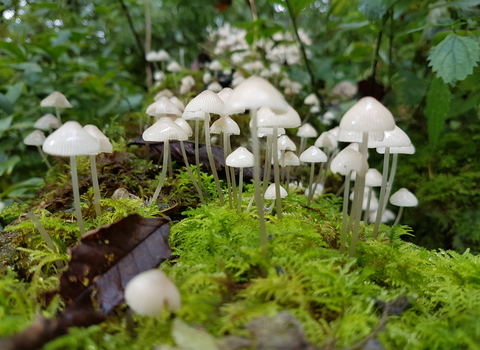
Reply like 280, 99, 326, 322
389, 188, 418, 207
328, 126, 340, 140
83, 125, 113, 153
203, 72, 213, 85
124, 269, 181, 316
143, 117, 189, 142
277, 135, 296, 151
181, 75, 195, 87
179, 84, 192, 95
377, 144, 416, 155
257, 106, 301, 128
304, 93, 319, 106
174, 118, 193, 137
330, 148, 368, 176
207, 81, 223, 92
170, 96, 185, 112
154, 89, 174, 101
40, 91, 72, 108
217, 87, 234, 103
184, 90, 225, 115
34, 113, 61, 130
264, 183, 288, 200
299, 146, 327, 163
297, 123, 318, 138
210, 115, 240, 135
231, 75, 245, 87
182, 109, 206, 121
338, 97, 395, 141
167, 61, 182, 72
146, 97, 182, 118
145, 51, 159, 62
310, 105, 321, 114
280, 151, 300, 167
209, 60, 223, 71
257, 127, 285, 138
226, 147, 254, 168
369, 208, 396, 223
349, 187, 379, 210
24, 130, 46, 146
223, 75, 289, 115
315, 132, 338, 149
365, 168, 383, 187
369, 126, 411, 148
157, 49, 170, 61
43, 121, 100, 156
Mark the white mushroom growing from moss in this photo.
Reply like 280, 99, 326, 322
280, 151, 300, 190
264, 183, 287, 213
297, 123, 318, 156
35, 113, 61, 133
40, 91, 72, 124
23, 130, 52, 169
389, 188, 418, 225
167, 61, 182, 89
83, 125, 113, 217
43, 121, 100, 235
300, 146, 327, 206
226, 147, 254, 212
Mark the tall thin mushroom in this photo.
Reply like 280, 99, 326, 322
23, 130, 51, 169
226, 147, 254, 212
299, 146, 327, 206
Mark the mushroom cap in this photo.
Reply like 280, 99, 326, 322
264, 183, 288, 200
184, 90, 225, 115
349, 187, 379, 211
209, 60, 223, 71
369, 126, 412, 148
304, 93, 319, 106
257, 106, 301, 128
310, 105, 321, 114
365, 168, 383, 187
24, 130, 46, 146
145, 51, 159, 62
43, 121, 100, 156
182, 109, 206, 121
338, 129, 385, 143
34, 113, 61, 130
217, 87, 234, 103
277, 135, 296, 151
223, 75, 289, 115
169, 96, 185, 112
315, 132, 338, 149
174, 118, 193, 137
167, 61, 182, 72
226, 147, 254, 168
203, 72, 213, 85
179, 84, 192, 95
181, 75, 195, 87
207, 81, 223, 92
338, 97, 395, 139
330, 148, 368, 176
299, 146, 327, 163
143, 117, 189, 142
146, 97, 182, 118
328, 126, 340, 140
124, 269, 181, 316
369, 209, 396, 223
210, 115, 240, 135
257, 127, 285, 138
154, 89, 174, 101
280, 151, 300, 167
157, 49, 170, 61
389, 188, 418, 207
297, 123, 318, 138
377, 144, 416, 155
40, 91, 72, 108
83, 125, 113, 153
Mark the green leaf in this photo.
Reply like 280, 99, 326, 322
0, 116, 13, 136
429, 0, 480, 9
5, 83, 24, 104
427, 34, 480, 85
2, 177, 45, 198
425, 78, 452, 146
10, 62, 43, 73
0, 95, 14, 115
358, 0, 396, 21
0, 155, 21, 177
0, 42, 25, 60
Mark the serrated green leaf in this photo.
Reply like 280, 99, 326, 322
427, 34, 480, 85
358, 0, 396, 21
425, 78, 452, 146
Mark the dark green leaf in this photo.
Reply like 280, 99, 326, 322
358, 0, 396, 21
425, 78, 452, 146
10, 62, 43, 73
427, 33, 480, 85
0, 155, 21, 177
429, 0, 480, 9
5, 83, 24, 104
0, 95, 14, 115
0, 42, 25, 60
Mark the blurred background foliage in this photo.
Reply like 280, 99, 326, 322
1, 0, 479, 251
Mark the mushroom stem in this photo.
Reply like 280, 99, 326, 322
363, 187, 373, 223
151, 140, 169, 203
70, 156, 86, 235
299, 137, 306, 157
55, 106, 62, 125
194, 120, 201, 185
285, 167, 291, 193
251, 108, 267, 257
307, 163, 315, 206
37, 146, 52, 170
223, 132, 233, 208
227, 135, 238, 202
238, 168, 244, 212
180, 140, 205, 204
204, 113, 225, 205
393, 206, 404, 225
340, 170, 352, 253
383, 153, 398, 213
272, 125, 282, 219
89, 155, 102, 217
373, 147, 390, 238
262, 135, 272, 192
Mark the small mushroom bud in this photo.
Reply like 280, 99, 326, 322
124, 269, 181, 317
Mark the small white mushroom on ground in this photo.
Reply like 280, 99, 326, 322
389, 188, 418, 225
24, 130, 51, 169
40, 91, 72, 124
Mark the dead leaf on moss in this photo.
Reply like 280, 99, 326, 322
1, 214, 171, 350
